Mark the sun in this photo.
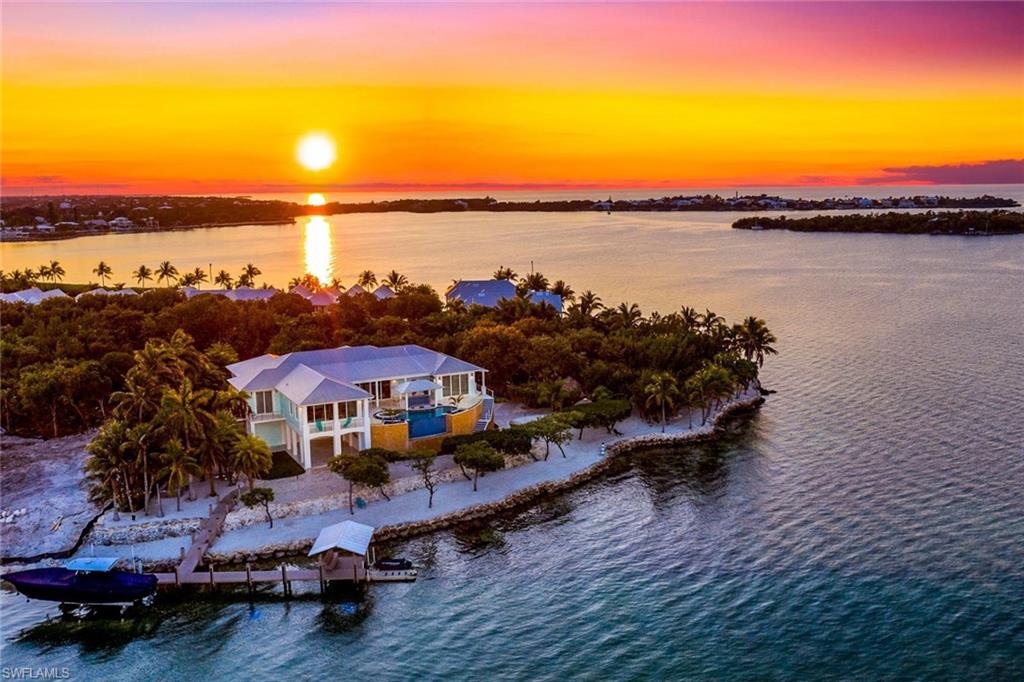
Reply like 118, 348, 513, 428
307, 193, 326, 206
296, 133, 336, 171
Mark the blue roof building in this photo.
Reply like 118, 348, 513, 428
446, 279, 562, 313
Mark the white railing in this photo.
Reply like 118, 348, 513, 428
250, 411, 283, 423
307, 417, 365, 434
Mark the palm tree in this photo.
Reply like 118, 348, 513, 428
700, 308, 725, 333
523, 271, 549, 292
157, 439, 200, 512
214, 270, 234, 289
687, 364, 736, 424
178, 272, 198, 288
644, 372, 680, 432
157, 379, 215, 498
230, 434, 273, 491
156, 261, 178, 287
93, 261, 113, 287
190, 266, 208, 289
493, 266, 518, 281
732, 316, 778, 367
132, 264, 153, 287
383, 270, 408, 291
679, 306, 700, 332
48, 260, 66, 283
241, 263, 261, 285
357, 270, 377, 288
577, 290, 603, 317
37, 264, 53, 282
550, 280, 575, 302
85, 420, 132, 521
607, 302, 643, 329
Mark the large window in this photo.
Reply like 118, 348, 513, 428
441, 374, 470, 397
306, 403, 335, 423
254, 390, 274, 414
339, 401, 358, 419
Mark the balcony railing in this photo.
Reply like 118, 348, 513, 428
250, 411, 284, 423
307, 417, 365, 434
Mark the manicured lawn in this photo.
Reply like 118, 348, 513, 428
263, 450, 305, 480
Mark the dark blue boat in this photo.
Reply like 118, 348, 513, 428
2, 558, 157, 606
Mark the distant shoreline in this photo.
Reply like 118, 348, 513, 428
0, 218, 295, 244
1, 193, 1018, 244
732, 209, 1024, 236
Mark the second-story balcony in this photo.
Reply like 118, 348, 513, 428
250, 411, 284, 423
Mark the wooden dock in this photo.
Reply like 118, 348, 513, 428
155, 558, 366, 593
155, 488, 374, 593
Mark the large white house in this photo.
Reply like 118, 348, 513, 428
228, 344, 491, 469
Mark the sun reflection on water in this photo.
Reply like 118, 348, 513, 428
303, 216, 333, 284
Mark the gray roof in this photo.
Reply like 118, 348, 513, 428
309, 521, 374, 556
228, 344, 485, 406
394, 379, 443, 394
182, 286, 278, 302
446, 279, 562, 312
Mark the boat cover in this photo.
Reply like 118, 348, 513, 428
308, 521, 374, 557
65, 557, 120, 572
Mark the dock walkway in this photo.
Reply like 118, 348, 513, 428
154, 487, 369, 591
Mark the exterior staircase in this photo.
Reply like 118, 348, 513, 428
474, 395, 494, 432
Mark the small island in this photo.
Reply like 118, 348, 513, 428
732, 210, 1024, 235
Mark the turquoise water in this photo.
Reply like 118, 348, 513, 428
2, 204, 1023, 678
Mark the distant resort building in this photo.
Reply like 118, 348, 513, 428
0, 287, 69, 305
75, 288, 138, 301
372, 285, 395, 300
229, 345, 493, 469
183, 286, 279, 302
446, 279, 562, 312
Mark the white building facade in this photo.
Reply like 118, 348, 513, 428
228, 344, 487, 469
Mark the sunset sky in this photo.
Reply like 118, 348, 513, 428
3, 2, 1023, 194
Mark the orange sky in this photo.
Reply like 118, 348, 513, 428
3, 2, 1023, 193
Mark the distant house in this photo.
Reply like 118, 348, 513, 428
229, 344, 492, 469
0, 287, 69, 305
182, 286, 278, 302
289, 284, 314, 298
345, 284, 366, 297
109, 217, 134, 231
372, 285, 395, 300
75, 288, 138, 301
446, 279, 563, 313
34, 224, 56, 233
307, 291, 337, 307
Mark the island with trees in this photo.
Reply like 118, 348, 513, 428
2, 192, 1018, 241
732, 209, 1024, 235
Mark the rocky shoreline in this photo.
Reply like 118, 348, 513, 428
197, 393, 765, 570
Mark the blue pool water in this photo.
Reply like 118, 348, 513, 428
406, 406, 455, 438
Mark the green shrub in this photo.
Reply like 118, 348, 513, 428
439, 428, 532, 456
359, 447, 406, 463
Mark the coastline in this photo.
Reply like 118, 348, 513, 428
0, 218, 296, 244
69, 387, 766, 571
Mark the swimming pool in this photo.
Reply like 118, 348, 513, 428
375, 405, 455, 438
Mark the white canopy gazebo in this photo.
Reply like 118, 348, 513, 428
308, 520, 375, 558
393, 379, 443, 409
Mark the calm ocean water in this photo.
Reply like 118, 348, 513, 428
2, 187, 1023, 678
